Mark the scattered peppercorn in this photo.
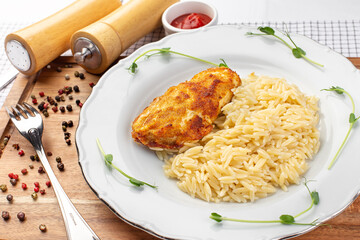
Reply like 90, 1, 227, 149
31, 94, 36, 99
18, 150, 25, 156
31, 192, 38, 200
22, 183, 27, 190
65, 74, 70, 80
59, 106, 65, 113
46, 64, 51, 69
8, 173, 14, 178
58, 89, 64, 95
32, 98, 38, 104
56, 67, 62, 72
43, 110, 49, 118
62, 126, 67, 132
35, 155, 40, 161
0, 184, 7, 192
29, 164, 34, 169
65, 139, 71, 146
55, 95, 61, 102
75, 99, 81, 105
34, 187, 39, 192
62, 121, 68, 127
10, 179, 17, 186
74, 71, 80, 77
12, 144, 20, 150
57, 162, 65, 171
39, 91, 45, 97
55, 156, 62, 163
73, 85, 80, 92
64, 132, 71, 139
17, 212, 25, 221
12, 174, 19, 180
21, 168, 28, 175
6, 194, 13, 202
66, 105, 73, 112
46, 181, 51, 187
79, 72, 85, 79
47, 151, 52, 156
38, 166, 45, 174
2, 211, 10, 221
68, 120, 73, 127
79, 102, 83, 108
47, 96, 55, 105
30, 155, 35, 161
39, 224, 47, 232
40, 189, 46, 195
34, 182, 40, 188
68, 94, 73, 100
89, 82, 95, 88
60, 95, 65, 101
52, 106, 58, 112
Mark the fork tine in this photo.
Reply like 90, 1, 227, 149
23, 102, 39, 115
5, 107, 17, 121
11, 105, 25, 119
17, 104, 32, 117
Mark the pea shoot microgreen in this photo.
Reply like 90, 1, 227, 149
210, 180, 320, 226
246, 26, 324, 67
321, 86, 359, 169
96, 138, 157, 189
127, 47, 228, 73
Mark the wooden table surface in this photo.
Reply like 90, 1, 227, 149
0, 57, 359, 240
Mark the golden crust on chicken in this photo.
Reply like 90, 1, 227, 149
131, 67, 241, 150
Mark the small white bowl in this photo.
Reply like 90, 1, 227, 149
162, 1, 218, 35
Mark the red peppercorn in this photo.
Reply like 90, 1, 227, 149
79, 102, 83, 108
13, 174, 19, 180
18, 150, 25, 156
32, 98, 38, 104
43, 103, 49, 109
58, 89, 64, 95
21, 168, 28, 175
22, 183, 27, 190
39, 92, 45, 97
52, 106, 58, 112
34, 182, 40, 188
89, 82, 95, 88
34, 187, 39, 192
46, 181, 51, 187
8, 173, 14, 179
40, 189, 45, 195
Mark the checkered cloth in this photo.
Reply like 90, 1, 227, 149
1, 20, 360, 108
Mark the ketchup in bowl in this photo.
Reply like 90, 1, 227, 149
170, 13, 212, 29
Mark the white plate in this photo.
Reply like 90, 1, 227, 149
76, 25, 360, 240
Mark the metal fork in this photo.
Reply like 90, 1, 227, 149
6, 103, 100, 240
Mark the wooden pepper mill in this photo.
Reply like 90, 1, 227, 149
70, 0, 179, 74
5, 0, 121, 75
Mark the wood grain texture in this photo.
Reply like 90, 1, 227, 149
0, 57, 359, 240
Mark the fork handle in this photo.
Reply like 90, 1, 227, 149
28, 128, 100, 240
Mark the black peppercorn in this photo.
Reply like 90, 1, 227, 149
39, 224, 47, 232
76, 99, 81, 106
2, 211, 10, 221
68, 120, 73, 127
79, 72, 85, 79
59, 106, 65, 113
64, 132, 71, 139
55, 156, 62, 163
30, 155, 35, 161
57, 162, 65, 171
55, 95, 61, 102
74, 71, 80, 77
62, 126, 67, 132
10, 178, 17, 186
6, 194, 13, 202
38, 166, 45, 174
56, 67, 62, 72
61, 121, 68, 127
65, 139, 71, 145
66, 105, 72, 112
17, 211, 25, 221
73, 85, 80, 92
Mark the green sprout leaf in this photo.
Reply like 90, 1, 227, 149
127, 48, 228, 73
311, 191, 320, 205
219, 58, 229, 68
210, 212, 223, 222
96, 138, 157, 189
280, 215, 295, 224
258, 26, 275, 35
321, 86, 358, 169
247, 26, 323, 67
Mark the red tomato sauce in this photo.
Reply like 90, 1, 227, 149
170, 13, 212, 29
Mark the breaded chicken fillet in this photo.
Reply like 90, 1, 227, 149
131, 67, 241, 150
